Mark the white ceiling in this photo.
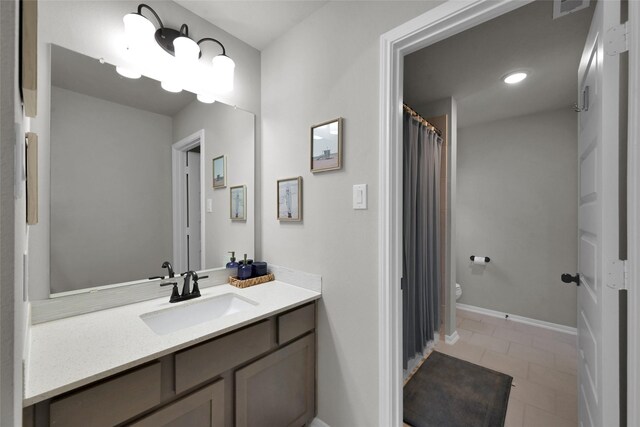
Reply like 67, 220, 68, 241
404, 0, 595, 128
51, 45, 196, 117
175, 0, 328, 51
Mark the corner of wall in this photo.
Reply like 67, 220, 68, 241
1, 0, 24, 424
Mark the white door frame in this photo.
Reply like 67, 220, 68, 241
172, 130, 206, 273
627, 2, 640, 426
377, 0, 639, 425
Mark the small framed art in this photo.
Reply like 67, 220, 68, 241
230, 185, 246, 221
213, 155, 226, 188
277, 177, 302, 221
311, 117, 343, 172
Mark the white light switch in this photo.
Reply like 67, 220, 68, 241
353, 184, 367, 209
207, 199, 213, 213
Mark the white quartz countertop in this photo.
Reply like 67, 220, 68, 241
24, 280, 321, 406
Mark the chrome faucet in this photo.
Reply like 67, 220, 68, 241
160, 270, 208, 303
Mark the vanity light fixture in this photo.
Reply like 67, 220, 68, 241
197, 93, 216, 104
115, 66, 141, 79
161, 80, 183, 93
118, 3, 236, 99
502, 71, 528, 84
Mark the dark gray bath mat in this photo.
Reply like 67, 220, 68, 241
404, 351, 513, 427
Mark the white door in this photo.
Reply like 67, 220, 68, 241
186, 150, 201, 271
575, 1, 623, 425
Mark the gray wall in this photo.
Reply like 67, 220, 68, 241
173, 101, 255, 267
260, 2, 440, 425
456, 107, 578, 327
29, 1, 261, 300
1, 0, 23, 424
49, 87, 173, 293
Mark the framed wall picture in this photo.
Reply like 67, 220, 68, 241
230, 185, 246, 221
21, 0, 38, 118
212, 155, 226, 188
310, 117, 343, 172
277, 177, 302, 221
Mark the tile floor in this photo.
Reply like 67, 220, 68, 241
404, 309, 578, 427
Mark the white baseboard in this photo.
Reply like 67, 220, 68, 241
445, 330, 460, 345
310, 418, 330, 427
456, 303, 577, 335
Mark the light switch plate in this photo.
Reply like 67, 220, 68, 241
353, 184, 367, 209
207, 199, 213, 212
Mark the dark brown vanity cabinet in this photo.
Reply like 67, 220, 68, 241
129, 380, 226, 427
23, 302, 317, 427
236, 333, 315, 427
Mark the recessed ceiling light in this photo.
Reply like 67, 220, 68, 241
503, 72, 528, 84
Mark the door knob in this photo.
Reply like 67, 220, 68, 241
561, 273, 580, 286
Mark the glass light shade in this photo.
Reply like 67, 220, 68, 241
197, 93, 216, 104
503, 72, 527, 84
174, 36, 200, 63
161, 80, 182, 93
123, 13, 155, 45
211, 54, 235, 93
116, 66, 141, 79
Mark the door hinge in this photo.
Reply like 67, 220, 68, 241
574, 86, 590, 112
623, 260, 629, 290
605, 22, 628, 56
607, 260, 626, 290
185, 166, 190, 175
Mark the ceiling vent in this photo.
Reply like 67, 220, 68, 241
553, 0, 590, 19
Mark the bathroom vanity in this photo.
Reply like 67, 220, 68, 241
23, 280, 320, 427
22, 5, 321, 426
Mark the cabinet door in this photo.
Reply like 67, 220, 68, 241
129, 379, 225, 427
235, 333, 315, 427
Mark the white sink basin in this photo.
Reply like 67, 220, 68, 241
140, 293, 258, 335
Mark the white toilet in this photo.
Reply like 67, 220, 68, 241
455, 283, 462, 301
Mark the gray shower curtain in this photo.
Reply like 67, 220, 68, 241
402, 111, 442, 369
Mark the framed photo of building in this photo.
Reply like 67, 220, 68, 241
311, 118, 343, 172
213, 155, 226, 188
230, 185, 246, 221
277, 177, 302, 221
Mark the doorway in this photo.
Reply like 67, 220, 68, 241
172, 130, 206, 274
379, 0, 638, 426
185, 147, 201, 271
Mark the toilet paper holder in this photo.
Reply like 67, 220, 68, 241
470, 256, 490, 263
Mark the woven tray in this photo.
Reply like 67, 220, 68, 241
229, 273, 275, 289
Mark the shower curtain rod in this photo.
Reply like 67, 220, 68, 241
403, 104, 443, 137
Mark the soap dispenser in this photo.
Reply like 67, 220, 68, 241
238, 254, 253, 280
226, 251, 239, 277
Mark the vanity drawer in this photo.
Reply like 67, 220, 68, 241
277, 303, 315, 344
49, 362, 161, 427
174, 320, 272, 393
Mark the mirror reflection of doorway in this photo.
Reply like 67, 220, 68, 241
186, 147, 201, 271
172, 131, 204, 274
